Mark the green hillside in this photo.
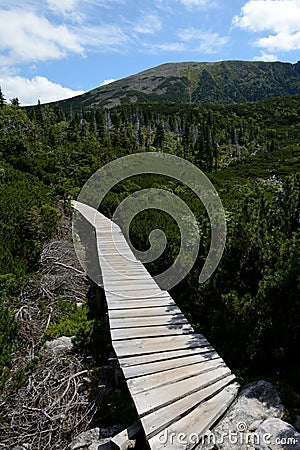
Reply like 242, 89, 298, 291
46, 60, 300, 112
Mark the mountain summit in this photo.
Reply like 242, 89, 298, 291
51, 60, 300, 111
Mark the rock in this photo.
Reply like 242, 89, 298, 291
98, 426, 123, 439
45, 336, 75, 354
68, 426, 122, 450
68, 428, 107, 450
196, 381, 284, 450
255, 418, 300, 449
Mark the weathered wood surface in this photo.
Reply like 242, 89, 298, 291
72, 201, 240, 450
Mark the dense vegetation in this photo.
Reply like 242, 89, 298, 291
0, 92, 299, 418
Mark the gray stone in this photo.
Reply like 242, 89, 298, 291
68, 426, 122, 450
196, 381, 284, 450
99, 426, 123, 439
255, 418, 300, 449
45, 336, 75, 353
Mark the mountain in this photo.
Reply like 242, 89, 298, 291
50, 60, 300, 112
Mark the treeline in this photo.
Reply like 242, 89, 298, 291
18, 94, 299, 182
0, 95, 299, 408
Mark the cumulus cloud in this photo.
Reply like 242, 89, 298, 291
0, 75, 84, 106
0, 8, 83, 65
256, 30, 300, 52
0, 7, 130, 68
134, 13, 162, 34
253, 51, 278, 61
234, 0, 300, 52
0, 2, 130, 104
179, 28, 229, 53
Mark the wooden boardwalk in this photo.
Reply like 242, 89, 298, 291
72, 201, 239, 450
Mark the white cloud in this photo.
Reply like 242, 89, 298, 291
256, 30, 300, 52
145, 42, 186, 53
178, 28, 229, 53
100, 78, 116, 86
134, 13, 162, 34
79, 24, 129, 50
0, 8, 83, 65
179, 0, 210, 7
46, 0, 125, 15
47, 0, 78, 14
144, 27, 228, 54
0, 2, 129, 106
253, 51, 278, 61
0, 75, 84, 106
234, 0, 300, 52
0, 5, 130, 71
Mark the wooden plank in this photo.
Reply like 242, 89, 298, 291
109, 314, 189, 329
102, 282, 161, 292
98, 243, 135, 251
94, 229, 123, 234
113, 334, 209, 357
107, 299, 176, 310
99, 248, 135, 255
107, 289, 170, 297
103, 272, 152, 279
105, 282, 160, 291
97, 241, 131, 246
133, 365, 232, 417
127, 358, 225, 395
103, 284, 159, 292
105, 291, 171, 301
104, 290, 164, 300
103, 267, 147, 276
122, 350, 219, 379
103, 263, 147, 268
148, 382, 239, 450
98, 252, 140, 260
103, 268, 153, 275
111, 324, 194, 341
105, 277, 155, 284
118, 345, 215, 368
108, 305, 183, 319
105, 292, 173, 306
142, 375, 236, 439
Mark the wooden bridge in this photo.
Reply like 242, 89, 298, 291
72, 200, 240, 450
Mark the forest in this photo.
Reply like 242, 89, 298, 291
0, 93, 299, 443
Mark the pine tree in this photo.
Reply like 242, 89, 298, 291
10, 97, 20, 106
0, 87, 6, 107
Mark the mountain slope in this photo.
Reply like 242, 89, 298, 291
50, 60, 300, 112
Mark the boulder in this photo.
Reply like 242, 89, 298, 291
44, 336, 75, 354
255, 418, 300, 450
196, 381, 284, 449
68, 426, 122, 450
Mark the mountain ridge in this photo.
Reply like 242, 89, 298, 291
48, 60, 300, 112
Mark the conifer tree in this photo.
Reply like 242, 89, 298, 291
0, 87, 6, 107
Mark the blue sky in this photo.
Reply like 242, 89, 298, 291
0, 0, 300, 105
